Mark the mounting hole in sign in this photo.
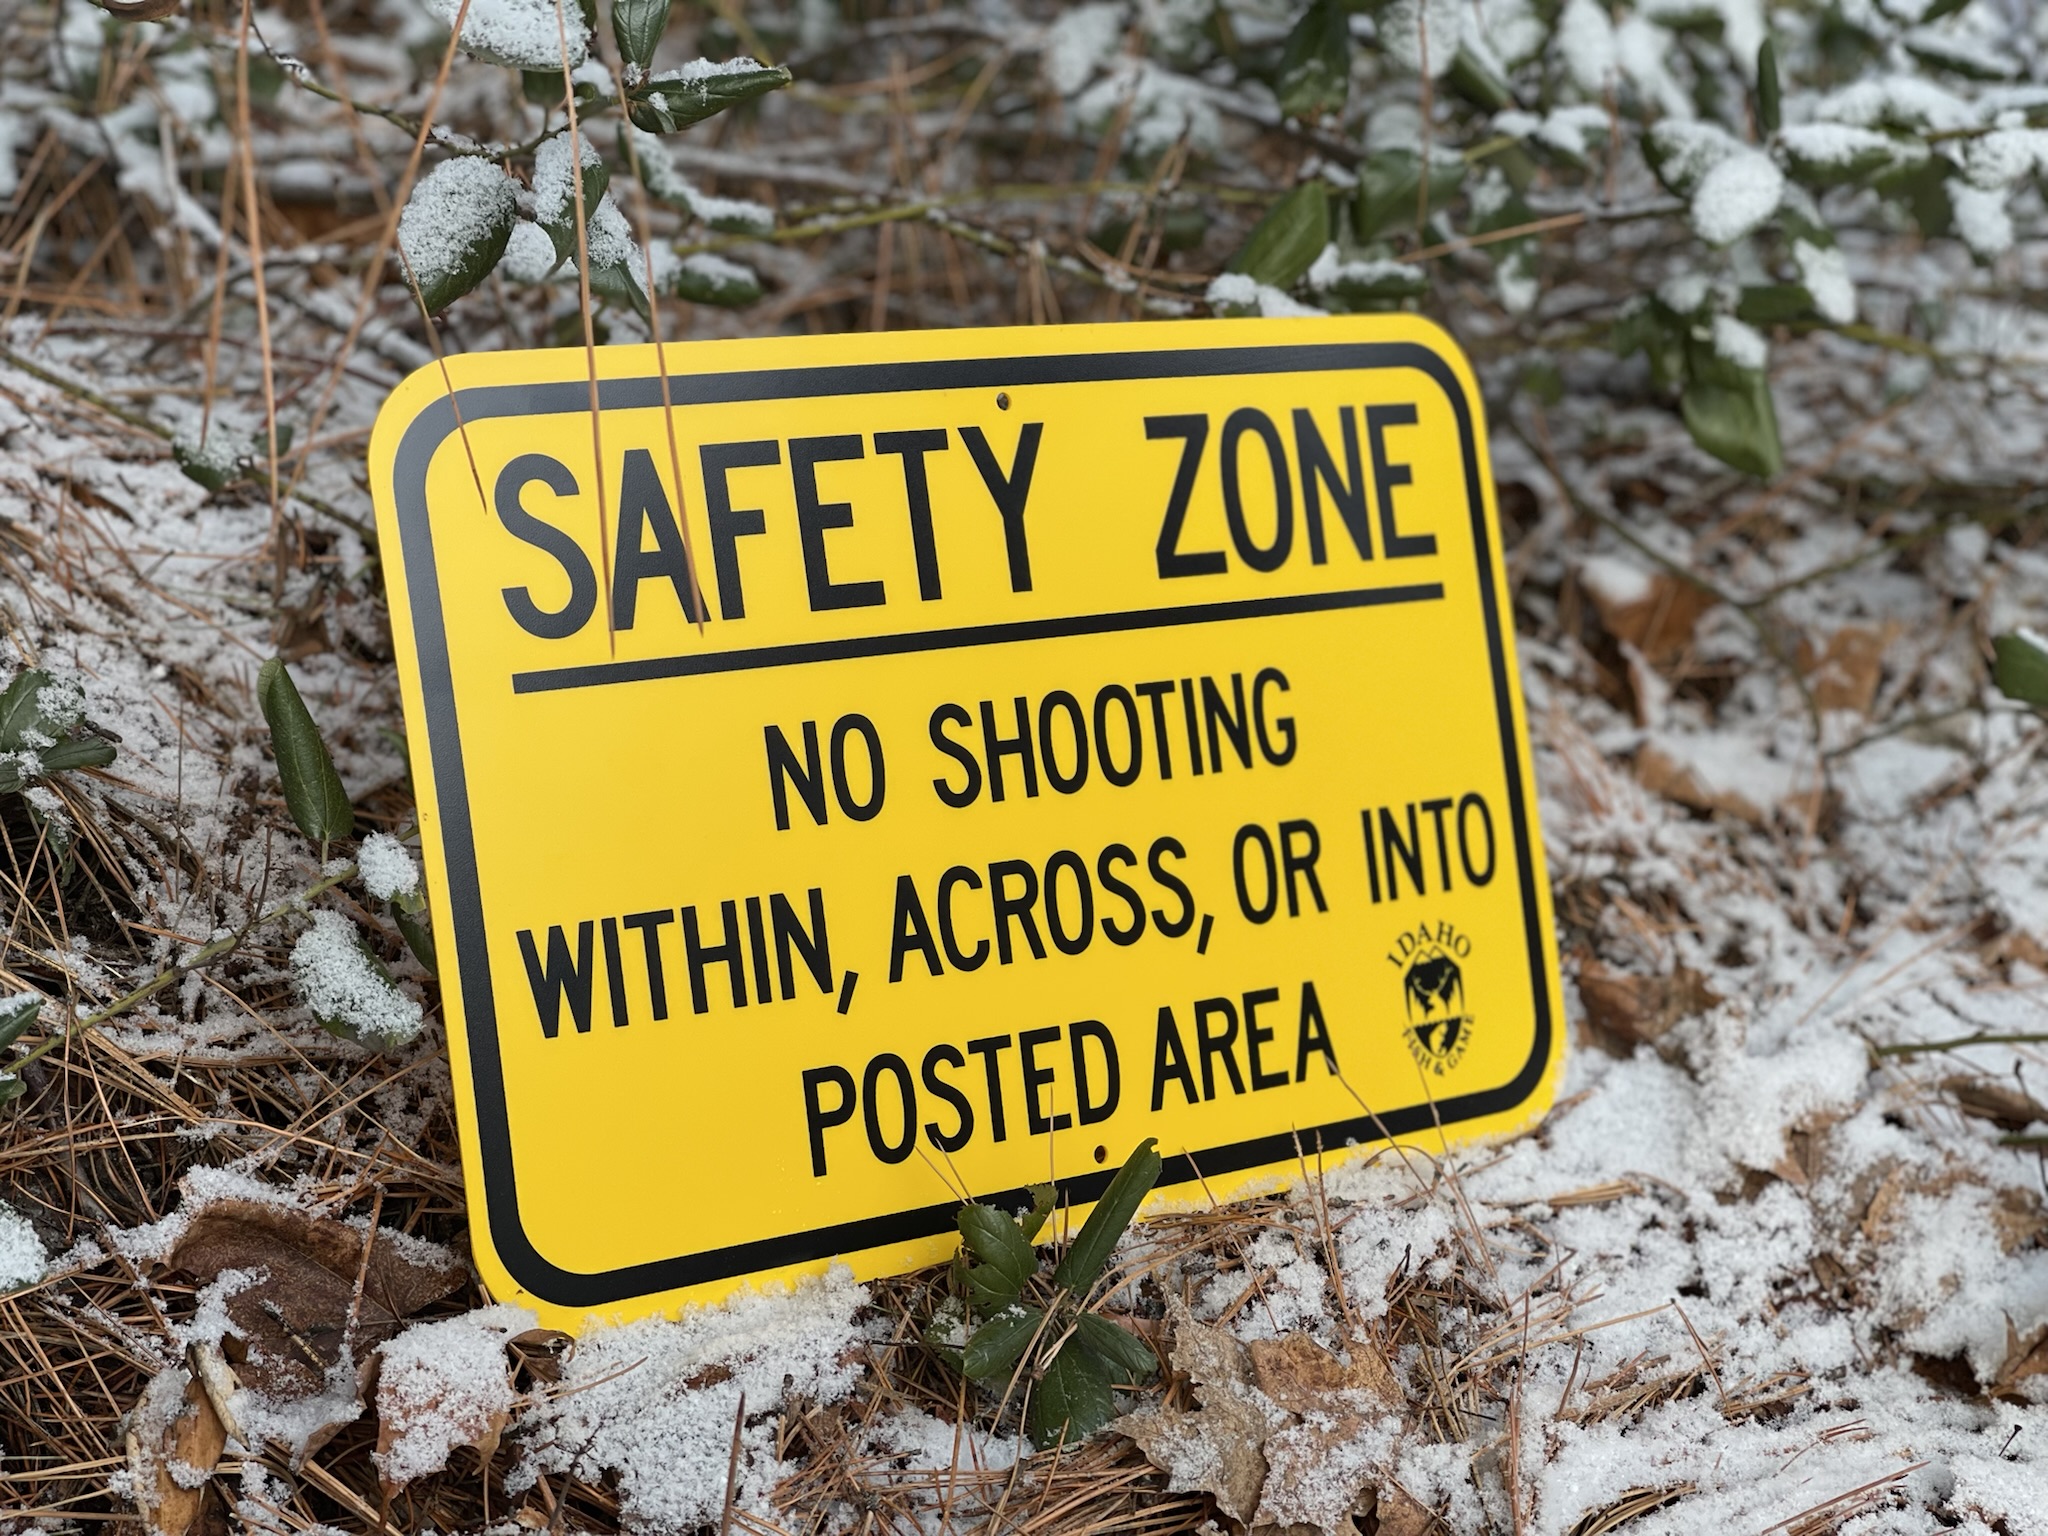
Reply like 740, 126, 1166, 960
1093, 1145, 1108, 1164
996, 391, 1010, 410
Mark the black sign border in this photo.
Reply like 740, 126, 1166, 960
387, 339, 1555, 1309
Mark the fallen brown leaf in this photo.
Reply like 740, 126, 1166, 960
1580, 558, 1717, 665
1942, 1075, 2048, 1134
126, 1367, 227, 1536
1116, 1303, 1414, 1536
1992, 1317, 2048, 1400
1577, 961, 1721, 1048
1798, 624, 1895, 716
164, 1198, 467, 1459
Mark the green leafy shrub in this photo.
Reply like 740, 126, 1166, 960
394, 0, 790, 320
936, 1138, 1163, 1444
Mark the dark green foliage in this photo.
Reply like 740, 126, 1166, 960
963, 1304, 1044, 1381
1276, 0, 1349, 119
1681, 335, 1784, 479
1055, 1138, 1162, 1295
1354, 150, 1465, 241
943, 1140, 1163, 1445
1228, 182, 1329, 290
1993, 632, 2048, 711
1031, 1347, 1117, 1446
257, 658, 355, 847
612, 0, 672, 72
1756, 38, 1782, 135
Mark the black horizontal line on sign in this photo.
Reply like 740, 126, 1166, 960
510, 581, 1448, 694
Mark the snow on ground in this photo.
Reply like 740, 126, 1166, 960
4, 281, 2048, 1527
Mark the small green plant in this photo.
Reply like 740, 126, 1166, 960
0, 992, 44, 1108
0, 668, 118, 861
257, 658, 425, 1050
938, 1138, 1163, 1445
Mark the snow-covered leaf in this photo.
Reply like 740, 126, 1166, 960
424, 0, 588, 71
670, 251, 761, 306
398, 157, 516, 313
0, 991, 41, 1051
292, 910, 422, 1048
625, 58, 792, 134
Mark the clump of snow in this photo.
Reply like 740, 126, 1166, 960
356, 832, 419, 903
513, 1267, 866, 1530
531, 131, 604, 232
397, 157, 514, 297
1690, 148, 1783, 246
1711, 313, 1768, 370
375, 1304, 536, 1486
1813, 73, 1977, 133
1793, 239, 1855, 324
1377, 0, 1466, 79
290, 910, 423, 1047
0, 1202, 46, 1290
1951, 184, 2014, 259
497, 221, 557, 284
1042, 2, 1124, 96
1207, 272, 1320, 318
424, 0, 587, 70
1554, 0, 1616, 95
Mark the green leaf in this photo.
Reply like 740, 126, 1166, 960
1090, 203, 1209, 257
1027, 1344, 1116, 1445
1680, 339, 1784, 480
669, 254, 763, 307
1354, 150, 1464, 241
1920, 0, 1974, 18
1018, 1183, 1057, 1243
1735, 283, 1815, 325
959, 1203, 1036, 1307
586, 256, 652, 322
0, 669, 50, 750
1227, 182, 1329, 290
38, 737, 117, 775
393, 903, 439, 976
1993, 632, 2048, 711
612, 0, 672, 71
1053, 1138, 1161, 1296
1072, 1312, 1158, 1384
1755, 37, 1781, 136
0, 1074, 22, 1110
0, 992, 42, 1051
625, 61, 792, 134
964, 1305, 1045, 1383
1276, 0, 1349, 119
539, 142, 612, 270
257, 657, 355, 846
1445, 45, 1514, 112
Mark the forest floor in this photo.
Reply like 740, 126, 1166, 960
3, 2, 2048, 1533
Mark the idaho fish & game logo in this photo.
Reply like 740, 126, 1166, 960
1390, 921, 1474, 1074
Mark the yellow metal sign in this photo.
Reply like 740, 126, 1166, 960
369, 316, 1563, 1329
